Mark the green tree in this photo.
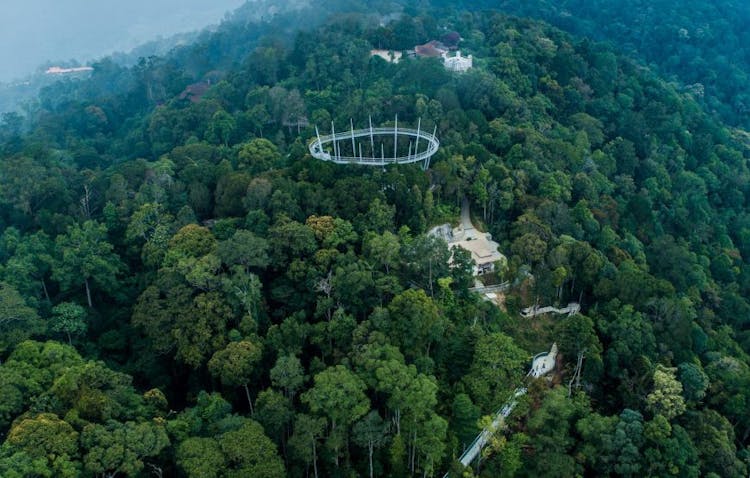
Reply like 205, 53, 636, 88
207, 110, 236, 147
218, 420, 285, 477
385, 289, 445, 358
238, 138, 282, 174
365, 231, 400, 274
168, 224, 217, 258
5, 413, 80, 477
612, 409, 644, 478
576, 412, 618, 475
0, 282, 43, 355
52, 221, 124, 308
678, 362, 709, 403
289, 414, 326, 478
646, 365, 686, 420
352, 411, 389, 478
217, 230, 270, 271
208, 340, 263, 413
255, 389, 294, 446
270, 354, 305, 400
465, 332, 527, 409
302, 365, 369, 433
80, 421, 169, 477
2, 231, 55, 303
524, 388, 583, 477
301, 365, 370, 465
133, 283, 232, 369
222, 265, 262, 326
49, 302, 87, 345
556, 313, 603, 392
176, 437, 225, 478
451, 393, 480, 447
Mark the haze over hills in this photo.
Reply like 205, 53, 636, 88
3, 1, 750, 476
0, 0, 247, 82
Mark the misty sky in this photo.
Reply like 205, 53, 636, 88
0, 0, 247, 82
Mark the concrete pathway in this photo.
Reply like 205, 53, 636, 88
521, 302, 580, 318
445, 344, 558, 476
457, 197, 478, 240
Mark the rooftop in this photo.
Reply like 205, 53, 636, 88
450, 233, 504, 266
415, 40, 448, 58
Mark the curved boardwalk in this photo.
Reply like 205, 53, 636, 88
521, 302, 580, 318
308, 118, 439, 170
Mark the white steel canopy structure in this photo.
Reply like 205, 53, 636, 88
308, 116, 440, 170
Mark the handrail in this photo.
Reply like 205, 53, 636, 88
308, 126, 440, 166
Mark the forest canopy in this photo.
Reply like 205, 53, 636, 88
1, 1, 750, 477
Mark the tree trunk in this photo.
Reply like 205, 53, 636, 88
41, 278, 50, 302
312, 439, 319, 478
66, 331, 72, 346
368, 442, 374, 478
85, 277, 93, 308
244, 384, 254, 415
410, 428, 417, 474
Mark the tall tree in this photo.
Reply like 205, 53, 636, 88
0, 282, 43, 355
301, 365, 370, 466
289, 414, 326, 478
208, 340, 263, 413
53, 221, 124, 308
465, 332, 528, 410
352, 411, 389, 478
646, 365, 686, 420
49, 302, 87, 345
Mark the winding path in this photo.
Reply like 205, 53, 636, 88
521, 302, 580, 318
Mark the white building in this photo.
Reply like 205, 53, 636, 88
443, 51, 473, 72
449, 228, 505, 275
430, 222, 506, 276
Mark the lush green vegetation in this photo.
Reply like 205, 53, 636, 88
452, 0, 750, 129
2, 1, 750, 477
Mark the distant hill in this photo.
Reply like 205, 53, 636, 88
433, 0, 750, 128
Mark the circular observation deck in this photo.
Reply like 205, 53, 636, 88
308, 119, 439, 170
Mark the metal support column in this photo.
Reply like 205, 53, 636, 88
315, 125, 322, 156
331, 121, 337, 161
394, 115, 398, 161
415, 117, 421, 157
369, 115, 375, 159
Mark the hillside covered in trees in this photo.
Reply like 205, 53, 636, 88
2, 1, 750, 477
452, 0, 750, 129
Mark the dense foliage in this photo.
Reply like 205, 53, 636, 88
451, 0, 750, 129
2, 1, 750, 477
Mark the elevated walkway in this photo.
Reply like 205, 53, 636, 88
308, 117, 439, 170
521, 302, 580, 318
446, 344, 558, 476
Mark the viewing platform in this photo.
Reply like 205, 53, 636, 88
308, 116, 440, 170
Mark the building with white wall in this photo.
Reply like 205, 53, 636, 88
443, 51, 473, 72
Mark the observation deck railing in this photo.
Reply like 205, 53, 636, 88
308, 122, 440, 169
